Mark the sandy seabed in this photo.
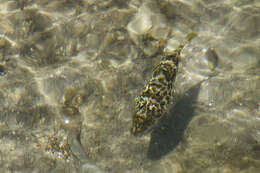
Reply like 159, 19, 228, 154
0, 0, 259, 173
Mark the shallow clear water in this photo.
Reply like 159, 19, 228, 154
0, 0, 259, 173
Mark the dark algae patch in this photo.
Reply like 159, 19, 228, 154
0, 64, 7, 76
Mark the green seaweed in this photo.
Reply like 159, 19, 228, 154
62, 87, 87, 116
186, 32, 198, 42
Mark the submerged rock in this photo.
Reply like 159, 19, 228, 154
127, 0, 170, 56
127, 12, 152, 36
182, 46, 219, 78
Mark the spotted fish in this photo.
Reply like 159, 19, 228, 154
131, 33, 197, 136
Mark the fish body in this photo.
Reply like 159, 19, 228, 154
131, 44, 184, 136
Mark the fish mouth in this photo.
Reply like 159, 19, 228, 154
130, 123, 155, 137
131, 112, 161, 137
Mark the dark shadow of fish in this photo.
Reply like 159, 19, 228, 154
147, 81, 202, 160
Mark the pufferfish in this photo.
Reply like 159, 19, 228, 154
131, 32, 197, 136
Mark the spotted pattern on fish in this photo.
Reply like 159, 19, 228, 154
131, 44, 185, 136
